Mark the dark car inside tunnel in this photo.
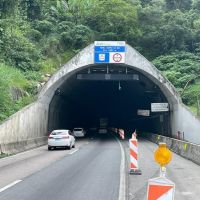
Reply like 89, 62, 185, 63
48, 65, 171, 136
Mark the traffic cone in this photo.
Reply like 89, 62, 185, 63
129, 137, 142, 175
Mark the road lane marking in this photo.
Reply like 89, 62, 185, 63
182, 192, 193, 196
116, 138, 126, 200
0, 180, 22, 193
69, 149, 79, 155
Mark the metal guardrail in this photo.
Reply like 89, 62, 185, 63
144, 133, 200, 166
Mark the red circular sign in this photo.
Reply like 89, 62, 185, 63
113, 53, 122, 62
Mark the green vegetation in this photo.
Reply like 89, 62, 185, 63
0, 63, 35, 121
0, 0, 200, 121
153, 52, 200, 114
0, 152, 13, 159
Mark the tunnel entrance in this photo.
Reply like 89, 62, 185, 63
48, 65, 171, 135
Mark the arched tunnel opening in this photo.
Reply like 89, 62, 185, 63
48, 65, 171, 136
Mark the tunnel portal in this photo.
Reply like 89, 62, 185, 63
48, 65, 170, 135
2, 42, 200, 154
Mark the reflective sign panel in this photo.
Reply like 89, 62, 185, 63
151, 103, 169, 112
94, 41, 125, 63
137, 110, 150, 116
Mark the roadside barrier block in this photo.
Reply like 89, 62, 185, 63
129, 138, 142, 175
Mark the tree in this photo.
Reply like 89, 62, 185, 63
140, 0, 152, 6
83, 0, 141, 43
193, 0, 200, 11
165, 0, 192, 10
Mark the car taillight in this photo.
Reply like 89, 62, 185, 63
48, 136, 54, 139
62, 136, 69, 139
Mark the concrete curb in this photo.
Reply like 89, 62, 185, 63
143, 133, 200, 166
0, 136, 48, 154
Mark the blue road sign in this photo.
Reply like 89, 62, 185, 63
94, 41, 125, 63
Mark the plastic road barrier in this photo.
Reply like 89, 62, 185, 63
129, 137, 142, 175
119, 129, 125, 140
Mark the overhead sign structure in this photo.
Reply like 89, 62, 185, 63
77, 73, 139, 81
94, 41, 125, 63
147, 177, 175, 200
137, 109, 150, 116
151, 103, 169, 112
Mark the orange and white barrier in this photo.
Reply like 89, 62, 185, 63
129, 137, 142, 175
119, 129, 125, 140
147, 176, 175, 200
132, 130, 137, 139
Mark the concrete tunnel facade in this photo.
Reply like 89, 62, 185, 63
0, 42, 200, 153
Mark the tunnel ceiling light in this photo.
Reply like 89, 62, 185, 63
118, 81, 122, 91
145, 90, 157, 93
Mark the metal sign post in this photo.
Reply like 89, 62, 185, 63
147, 143, 175, 200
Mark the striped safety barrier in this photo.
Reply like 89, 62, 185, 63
119, 129, 125, 140
129, 137, 142, 175
132, 130, 137, 139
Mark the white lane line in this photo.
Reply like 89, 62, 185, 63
116, 138, 126, 200
69, 149, 79, 155
0, 180, 22, 193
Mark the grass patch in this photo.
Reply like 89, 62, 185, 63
188, 105, 198, 115
0, 64, 35, 122
0, 153, 12, 159
40, 50, 75, 74
0, 50, 75, 123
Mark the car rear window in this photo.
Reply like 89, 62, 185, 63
74, 128, 82, 131
52, 131, 68, 135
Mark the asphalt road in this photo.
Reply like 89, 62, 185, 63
0, 135, 200, 200
124, 138, 200, 200
0, 136, 121, 200
0, 138, 89, 189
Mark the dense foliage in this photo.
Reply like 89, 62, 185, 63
0, 0, 200, 121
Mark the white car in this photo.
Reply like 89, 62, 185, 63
48, 130, 75, 150
73, 128, 86, 137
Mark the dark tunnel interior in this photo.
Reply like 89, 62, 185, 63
48, 65, 171, 135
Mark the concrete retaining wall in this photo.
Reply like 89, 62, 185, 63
144, 133, 200, 166
0, 101, 48, 154
172, 104, 200, 144
0, 136, 47, 154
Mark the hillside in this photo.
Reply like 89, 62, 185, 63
0, 0, 200, 122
